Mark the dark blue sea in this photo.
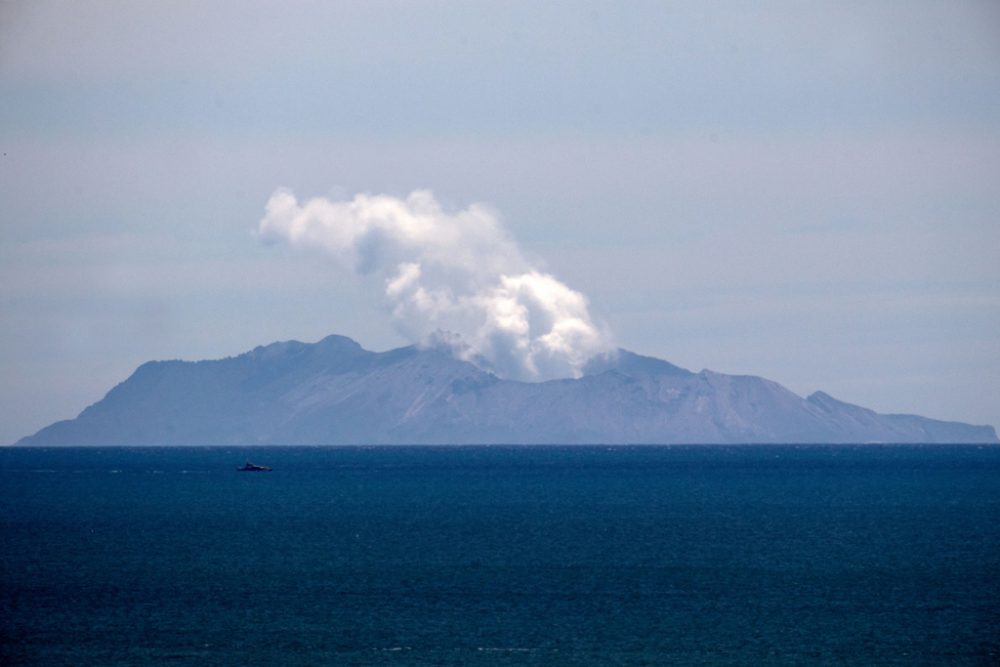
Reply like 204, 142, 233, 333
2, 445, 999, 665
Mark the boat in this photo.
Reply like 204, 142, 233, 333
237, 462, 272, 472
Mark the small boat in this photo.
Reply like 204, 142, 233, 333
237, 462, 272, 472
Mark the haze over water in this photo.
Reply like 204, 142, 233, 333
3, 445, 998, 665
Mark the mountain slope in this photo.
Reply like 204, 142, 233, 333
17, 335, 998, 445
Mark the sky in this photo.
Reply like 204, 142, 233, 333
1, 0, 998, 444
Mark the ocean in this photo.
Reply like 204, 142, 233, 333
2, 445, 998, 665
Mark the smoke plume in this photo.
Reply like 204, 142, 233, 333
258, 189, 613, 381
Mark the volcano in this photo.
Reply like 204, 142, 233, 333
17, 334, 998, 445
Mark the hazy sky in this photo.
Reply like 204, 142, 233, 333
2, 1, 999, 443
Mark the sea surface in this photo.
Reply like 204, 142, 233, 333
2, 445, 999, 666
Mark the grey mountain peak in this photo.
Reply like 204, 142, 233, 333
17, 334, 998, 445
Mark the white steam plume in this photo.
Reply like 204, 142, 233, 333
258, 189, 614, 381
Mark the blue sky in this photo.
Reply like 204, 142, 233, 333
1, 1, 999, 443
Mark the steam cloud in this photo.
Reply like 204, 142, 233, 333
258, 189, 614, 382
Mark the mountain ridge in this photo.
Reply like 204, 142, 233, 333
16, 334, 998, 445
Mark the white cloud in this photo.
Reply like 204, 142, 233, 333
258, 189, 613, 381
